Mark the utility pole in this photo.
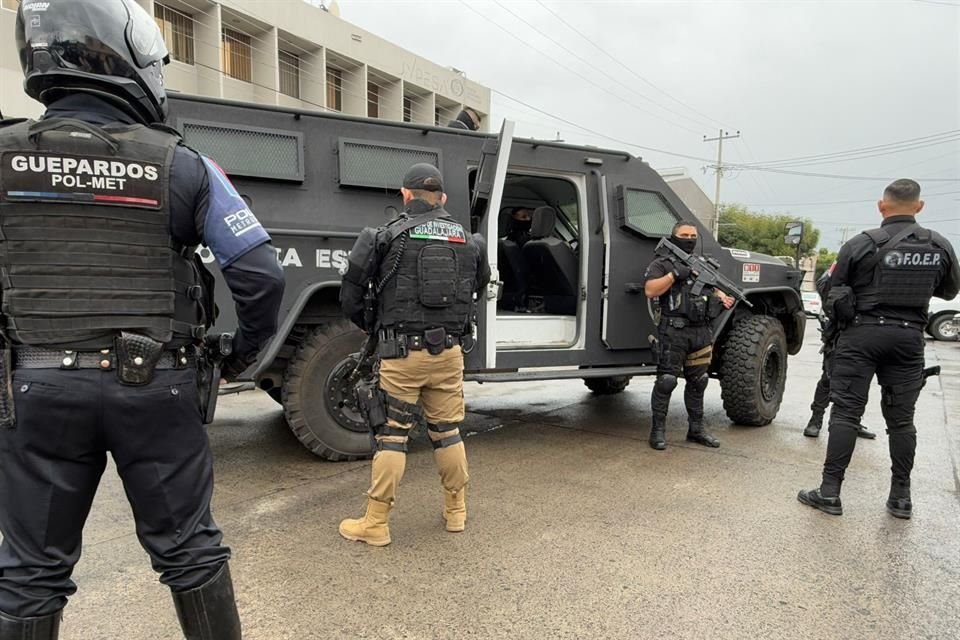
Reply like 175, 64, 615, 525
704, 129, 740, 238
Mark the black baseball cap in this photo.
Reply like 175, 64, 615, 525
402, 163, 444, 192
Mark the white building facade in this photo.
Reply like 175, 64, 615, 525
0, 0, 491, 127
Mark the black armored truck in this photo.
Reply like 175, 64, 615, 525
167, 94, 806, 461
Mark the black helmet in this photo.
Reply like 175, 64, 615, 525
16, 0, 170, 124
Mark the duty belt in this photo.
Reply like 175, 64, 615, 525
852, 315, 924, 331
13, 346, 196, 370
401, 333, 461, 351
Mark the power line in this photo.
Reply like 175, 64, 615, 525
731, 130, 960, 168
533, 0, 729, 131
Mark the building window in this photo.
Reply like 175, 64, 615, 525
367, 81, 379, 118
326, 68, 343, 112
222, 27, 252, 82
403, 96, 412, 123
154, 3, 195, 65
279, 51, 300, 99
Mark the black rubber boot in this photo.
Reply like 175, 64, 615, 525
797, 488, 843, 516
686, 422, 719, 448
0, 609, 61, 640
172, 563, 242, 640
803, 412, 823, 438
886, 479, 912, 519
649, 414, 667, 450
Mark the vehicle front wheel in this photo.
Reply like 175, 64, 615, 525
929, 312, 960, 341
282, 320, 372, 460
717, 314, 788, 426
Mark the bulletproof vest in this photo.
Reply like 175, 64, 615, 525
854, 225, 945, 311
0, 118, 206, 348
376, 207, 477, 335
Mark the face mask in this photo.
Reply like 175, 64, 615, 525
512, 220, 531, 234
671, 235, 698, 254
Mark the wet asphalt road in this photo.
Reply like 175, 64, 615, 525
24, 321, 960, 639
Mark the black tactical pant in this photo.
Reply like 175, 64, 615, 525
0, 368, 229, 618
651, 322, 714, 424
822, 324, 925, 495
810, 347, 834, 415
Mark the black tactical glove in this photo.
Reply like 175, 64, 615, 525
671, 263, 693, 281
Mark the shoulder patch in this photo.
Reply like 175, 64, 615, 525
410, 219, 467, 244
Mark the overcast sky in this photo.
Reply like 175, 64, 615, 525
334, 0, 959, 249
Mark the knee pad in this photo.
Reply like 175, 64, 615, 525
375, 424, 411, 453
688, 372, 709, 393
427, 422, 463, 449
654, 374, 678, 394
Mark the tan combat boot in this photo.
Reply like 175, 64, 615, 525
339, 498, 392, 546
443, 488, 467, 532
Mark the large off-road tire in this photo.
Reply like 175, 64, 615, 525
718, 315, 788, 426
282, 320, 372, 461
583, 376, 632, 395
929, 312, 959, 341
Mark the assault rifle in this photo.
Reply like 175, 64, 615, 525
656, 238, 753, 309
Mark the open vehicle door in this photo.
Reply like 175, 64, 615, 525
468, 120, 515, 369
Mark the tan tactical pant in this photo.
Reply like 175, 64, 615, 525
367, 346, 469, 504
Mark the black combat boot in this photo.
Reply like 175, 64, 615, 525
686, 422, 719, 448
0, 609, 61, 640
803, 412, 824, 438
886, 479, 912, 519
649, 414, 667, 450
172, 563, 242, 640
797, 487, 843, 516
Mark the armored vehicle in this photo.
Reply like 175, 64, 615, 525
167, 94, 805, 461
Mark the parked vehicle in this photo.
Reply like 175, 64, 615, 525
801, 291, 822, 317
927, 297, 959, 341
167, 94, 806, 460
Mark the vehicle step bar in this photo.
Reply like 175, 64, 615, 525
466, 365, 657, 383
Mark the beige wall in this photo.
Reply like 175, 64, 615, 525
0, 0, 491, 127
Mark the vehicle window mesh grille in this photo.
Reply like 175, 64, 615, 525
181, 121, 304, 181
621, 189, 679, 236
339, 140, 440, 189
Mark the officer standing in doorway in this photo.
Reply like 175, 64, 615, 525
798, 179, 959, 518
643, 222, 735, 450
0, 2, 285, 638
803, 265, 876, 440
339, 163, 490, 546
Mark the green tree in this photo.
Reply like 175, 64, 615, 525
814, 247, 838, 280
716, 203, 821, 259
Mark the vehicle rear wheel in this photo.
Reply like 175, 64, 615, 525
282, 320, 372, 460
583, 376, 632, 395
718, 315, 788, 426
929, 312, 960, 341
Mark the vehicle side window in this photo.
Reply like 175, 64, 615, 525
616, 187, 679, 236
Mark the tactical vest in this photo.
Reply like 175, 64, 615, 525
855, 225, 945, 311
658, 259, 713, 324
0, 118, 206, 348
376, 208, 477, 335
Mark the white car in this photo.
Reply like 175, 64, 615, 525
927, 296, 959, 341
801, 291, 822, 317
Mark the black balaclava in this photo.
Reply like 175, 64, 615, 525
670, 234, 698, 254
